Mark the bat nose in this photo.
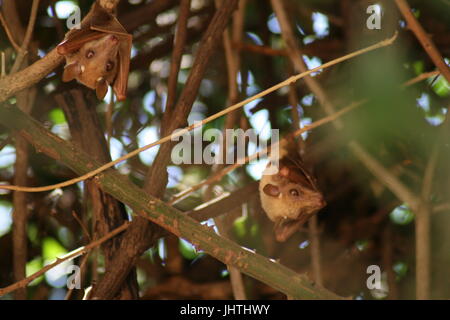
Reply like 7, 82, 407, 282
109, 35, 119, 43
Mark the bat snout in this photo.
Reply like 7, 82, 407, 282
318, 198, 326, 208
108, 35, 119, 44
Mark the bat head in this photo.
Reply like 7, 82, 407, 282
259, 161, 326, 242
261, 179, 325, 218
60, 34, 121, 100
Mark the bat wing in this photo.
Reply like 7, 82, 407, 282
57, 30, 105, 55
57, 3, 125, 55
90, 18, 128, 35
280, 151, 321, 191
279, 158, 310, 186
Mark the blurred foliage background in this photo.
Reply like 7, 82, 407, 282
0, 0, 449, 300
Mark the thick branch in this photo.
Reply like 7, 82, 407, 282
0, 104, 340, 300
0, 49, 62, 103
92, 0, 241, 299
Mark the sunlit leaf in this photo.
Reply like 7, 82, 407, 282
49, 108, 66, 125
42, 237, 67, 262
233, 215, 248, 239
412, 60, 424, 75
390, 205, 415, 225
0, 200, 12, 237
26, 257, 44, 286
179, 238, 199, 260
432, 76, 450, 97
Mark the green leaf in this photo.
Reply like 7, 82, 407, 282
432, 76, 450, 97
233, 215, 248, 239
179, 238, 200, 260
42, 237, 67, 262
27, 223, 39, 246
412, 60, 424, 75
49, 108, 67, 125
26, 257, 44, 286
390, 205, 415, 225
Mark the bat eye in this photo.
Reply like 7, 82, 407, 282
289, 189, 300, 197
86, 50, 95, 59
106, 61, 115, 72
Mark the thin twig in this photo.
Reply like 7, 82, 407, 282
9, 1, 41, 297
64, 251, 91, 300
72, 210, 92, 242
169, 101, 364, 204
0, 52, 5, 78
0, 222, 130, 297
10, 0, 40, 74
414, 143, 438, 300
12, 88, 37, 299
394, 0, 450, 83
210, 0, 247, 301
401, 70, 440, 88
237, 43, 287, 56
271, 0, 340, 125
348, 141, 420, 211
433, 202, 450, 213
93, 0, 242, 299
169, 62, 438, 207
286, 60, 322, 286
0, 103, 343, 300
163, 0, 191, 123
272, 0, 422, 216
0, 11, 21, 51
0, 34, 398, 193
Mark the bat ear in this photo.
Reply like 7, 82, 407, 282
57, 41, 71, 55
62, 62, 81, 82
262, 184, 280, 197
95, 77, 109, 100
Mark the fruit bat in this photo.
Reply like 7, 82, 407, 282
259, 139, 326, 242
56, 2, 132, 101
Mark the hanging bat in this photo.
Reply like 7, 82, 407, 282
259, 139, 326, 242
56, 2, 132, 101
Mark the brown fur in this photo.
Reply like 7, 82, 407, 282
259, 141, 326, 242
56, 2, 132, 101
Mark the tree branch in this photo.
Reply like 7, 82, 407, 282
0, 104, 341, 300
394, 0, 450, 83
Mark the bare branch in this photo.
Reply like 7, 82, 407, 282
395, 0, 450, 83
